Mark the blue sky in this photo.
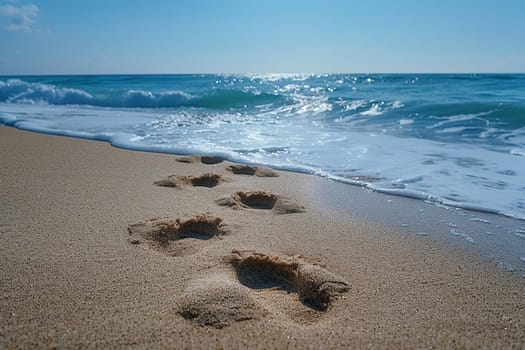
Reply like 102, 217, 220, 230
1, 0, 524, 74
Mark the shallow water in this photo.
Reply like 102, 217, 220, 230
314, 177, 525, 278
1, 74, 524, 219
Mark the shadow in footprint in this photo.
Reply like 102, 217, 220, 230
128, 214, 226, 256
231, 250, 350, 311
237, 191, 277, 210
155, 173, 222, 188
216, 191, 305, 214
226, 165, 279, 177
234, 252, 298, 293
177, 216, 224, 239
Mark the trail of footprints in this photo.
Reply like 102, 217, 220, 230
128, 156, 350, 328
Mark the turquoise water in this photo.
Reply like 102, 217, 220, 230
1, 74, 524, 219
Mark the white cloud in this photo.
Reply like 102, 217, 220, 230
0, 3, 39, 32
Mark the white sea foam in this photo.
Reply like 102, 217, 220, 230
1, 74, 525, 221
342, 100, 366, 112
479, 128, 498, 138
392, 100, 404, 109
427, 112, 494, 129
4, 97, 525, 217
294, 95, 332, 114
450, 229, 475, 244
510, 148, 525, 156
436, 126, 470, 134
470, 217, 491, 224
360, 104, 382, 116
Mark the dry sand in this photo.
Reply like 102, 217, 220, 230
0, 127, 524, 349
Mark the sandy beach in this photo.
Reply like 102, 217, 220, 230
1, 127, 524, 349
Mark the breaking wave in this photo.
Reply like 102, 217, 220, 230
0, 79, 283, 109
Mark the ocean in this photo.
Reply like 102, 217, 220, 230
1, 74, 524, 220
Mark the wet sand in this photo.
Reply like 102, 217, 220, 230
1, 127, 524, 349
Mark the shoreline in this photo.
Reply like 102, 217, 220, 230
4, 123, 523, 274
1, 127, 524, 348
2, 105, 523, 223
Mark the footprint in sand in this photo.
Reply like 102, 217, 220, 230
230, 250, 350, 311
226, 164, 279, 177
176, 155, 224, 164
127, 214, 226, 256
154, 173, 223, 188
177, 274, 266, 329
215, 191, 305, 214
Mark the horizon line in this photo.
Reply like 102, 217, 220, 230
1, 72, 524, 77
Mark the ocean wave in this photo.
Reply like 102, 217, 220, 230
123, 90, 193, 108
196, 89, 282, 109
0, 79, 283, 109
0, 79, 93, 105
